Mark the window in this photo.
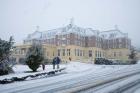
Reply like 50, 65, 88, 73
67, 40, 70, 45
58, 49, 60, 56
77, 49, 79, 56
114, 52, 116, 57
83, 50, 85, 56
100, 51, 102, 57
119, 52, 122, 56
103, 52, 105, 57
95, 51, 97, 58
119, 38, 121, 42
80, 50, 82, 56
110, 34, 114, 38
89, 50, 92, 57
52, 52, 54, 56
78, 41, 80, 46
78, 35, 80, 39
75, 49, 76, 56
67, 49, 71, 56
63, 49, 65, 56
15, 49, 18, 54
47, 52, 49, 56
75, 40, 77, 45
119, 44, 121, 48
67, 34, 70, 38
67, 49, 69, 56
98, 51, 100, 58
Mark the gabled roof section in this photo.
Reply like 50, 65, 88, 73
25, 31, 42, 40
100, 29, 128, 39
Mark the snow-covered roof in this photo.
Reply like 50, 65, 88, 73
24, 20, 128, 41
25, 31, 42, 40
61, 24, 98, 36
25, 23, 99, 40
99, 29, 128, 39
42, 28, 63, 39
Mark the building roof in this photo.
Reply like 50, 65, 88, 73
100, 29, 128, 39
24, 20, 128, 41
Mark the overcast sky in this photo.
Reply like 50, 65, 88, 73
0, 0, 140, 48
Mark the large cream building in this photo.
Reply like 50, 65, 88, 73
12, 19, 131, 63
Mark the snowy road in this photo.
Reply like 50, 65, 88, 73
119, 80, 140, 93
0, 62, 140, 93
57, 66, 140, 93
80, 73, 140, 93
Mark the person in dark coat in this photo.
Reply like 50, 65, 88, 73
52, 56, 61, 69
42, 63, 45, 70
52, 57, 56, 69
69, 57, 71, 61
55, 56, 61, 69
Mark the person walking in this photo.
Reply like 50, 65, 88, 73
52, 57, 56, 69
42, 63, 45, 70
69, 57, 71, 61
56, 56, 61, 69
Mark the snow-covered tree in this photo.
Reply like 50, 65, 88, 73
129, 47, 137, 64
0, 36, 14, 75
25, 43, 44, 72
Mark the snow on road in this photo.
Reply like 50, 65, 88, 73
135, 88, 140, 93
0, 61, 140, 93
86, 74, 140, 93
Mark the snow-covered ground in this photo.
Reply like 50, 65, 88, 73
0, 62, 94, 80
0, 61, 140, 93
0, 61, 129, 80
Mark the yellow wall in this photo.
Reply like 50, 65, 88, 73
12, 44, 130, 63
136, 52, 140, 60
105, 48, 130, 61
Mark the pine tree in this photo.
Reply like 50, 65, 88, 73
0, 36, 14, 75
25, 43, 44, 72
129, 47, 137, 64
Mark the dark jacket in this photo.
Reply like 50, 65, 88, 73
56, 57, 60, 64
52, 57, 56, 65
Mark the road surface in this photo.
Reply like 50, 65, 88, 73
0, 64, 140, 93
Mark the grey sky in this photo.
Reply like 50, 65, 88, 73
0, 0, 140, 48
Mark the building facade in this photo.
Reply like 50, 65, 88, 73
12, 19, 131, 63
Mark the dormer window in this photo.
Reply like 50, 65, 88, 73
110, 33, 116, 38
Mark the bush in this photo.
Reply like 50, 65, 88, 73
95, 58, 113, 65
129, 47, 138, 64
0, 69, 8, 76
25, 43, 44, 72
0, 60, 14, 75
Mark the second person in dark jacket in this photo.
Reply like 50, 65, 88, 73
52, 56, 61, 69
